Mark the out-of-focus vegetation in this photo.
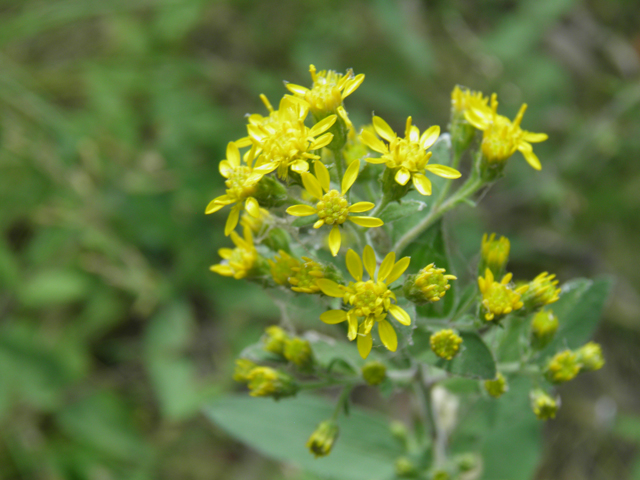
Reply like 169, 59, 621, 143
0, 0, 638, 479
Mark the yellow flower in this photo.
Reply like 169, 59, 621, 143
286, 160, 384, 256
246, 366, 298, 399
268, 250, 301, 286
307, 420, 339, 458
451, 85, 490, 114
430, 329, 463, 360
484, 372, 508, 398
360, 116, 461, 195
316, 246, 411, 359
240, 207, 271, 234
530, 389, 559, 420
465, 93, 548, 170
479, 233, 510, 277
530, 309, 559, 350
288, 256, 327, 293
545, 350, 581, 384
522, 272, 561, 310
248, 95, 336, 180
286, 64, 364, 119
210, 225, 258, 279
576, 342, 604, 372
477, 268, 528, 321
404, 263, 457, 304
205, 142, 264, 236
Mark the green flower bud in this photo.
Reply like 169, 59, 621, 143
430, 329, 463, 360
455, 453, 480, 472
263, 228, 292, 253
522, 272, 561, 311
576, 342, 604, 371
381, 167, 411, 203
530, 389, 559, 420
544, 350, 581, 384
479, 233, 510, 278
246, 366, 298, 400
530, 309, 559, 350
389, 420, 409, 444
431, 470, 450, 480
233, 358, 257, 383
284, 337, 314, 369
306, 420, 339, 457
262, 326, 290, 356
253, 175, 287, 208
395, 457, 418, 478
483, 372, 508, 398
361, 361, 387, 386
403, 264, 456, 304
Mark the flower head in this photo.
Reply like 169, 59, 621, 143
465, 93, 548, 170
576, 342, 604, 372
246, 366, 298, 399
484, 372, 508, 398
210, 225, 259, 279
451, 85, 490, 115
233, 358, 257, 383
522, 272, 561, 310
248, 95, 336, 180
360, 116, 461, 196
316, 246, 411, 359
545, 350, 581, 384
430, 329, 463, 360
286, 160, 383, 256
477, 268, 528, 321
286, 64, 364, 119
288, 256, 327, 293
403, 263, 457, 304
530, 389, 559, 420
268, 250, 300, 286
479, 233, 510, 278
530, 309, 559, 350
284, 337, 314, 369
205, 142, 264, 236
361, 361, 387, 385
307, 420, 339, 458
262, 325, 290, 356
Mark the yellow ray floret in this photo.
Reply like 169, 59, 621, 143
205, 142, 264, 236
451, 85, 490, 115
286, 160, 384, 256
316, 246, 411, 359
360, 116, 461, 196
210, 225, 258, 280
464, 93, 548, 170
477, 268, 528, 321
247, 95, 336, 180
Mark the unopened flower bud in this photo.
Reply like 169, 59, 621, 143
544, 350, 581, 384
522, 272, 561, 311
284, 337, 314, 369
455, 453, 480, 472
263, 228, 292, 253
430, 329, 463, 360
268, 251, 300, 286
389, 421, 409, 444
395, 457, 419, 478
247, 366, 298, 400
530, 309, 559, 350
576, 342, 604, 372
233, 358, 257, 383
403, 264, 456, 304
362, 361, 387, 385
431, 469, 450, 480
479, 233, 510, 278
530, 389, 559, 420
263, 325, 290, 356
484, 372, 508, 398
253, 175, 288, 208
306, 420, 339, 457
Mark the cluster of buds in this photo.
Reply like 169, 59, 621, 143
544, 342, 605, 384
234, 360, 299, 400
403, 264, 457, 304
262, 326, 315, 370
430, 329, 463, 360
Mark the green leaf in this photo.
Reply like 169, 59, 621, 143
292, 214, 319, 228
409, 328, 496, 379
205, 394, 402, 480
379, 200, 426, 223
19, 269, 91, 307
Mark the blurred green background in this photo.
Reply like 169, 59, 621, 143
0, 0, 639, 478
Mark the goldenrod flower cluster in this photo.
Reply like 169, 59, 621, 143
545, 342, 604, 384
484, 372, 508, 398
478, 268, 528, 321
530, 389, 559, 420
403, 263, 457, 304
430, 329, 463, 360
479, 232, 510, 277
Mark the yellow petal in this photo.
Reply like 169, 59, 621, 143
341, 159, 360, 194
285, 83, 309, 96
328, 225, 341, 257
464, 108, 489, 131
364, 156, 387, 164
205, 200, 226, 214
210, 264, 233, 276
425, 164, 462, 179
412, 174, 432, 196
395, 168, 411, 186
347, 312, 358, 341
348, 201, 374, 213
363, 245, 376, 279
309, 132, 334, 150
349, 216, 384, 228
245, 197, 260, 217
290, 159, 310, 173
346, 249, 363, 281
523, 131, 548, 143
518, 143, 542, 170
309, 115, 337, 137
314, 161, 331, 192
219, 160, 233, 178
320, 310, 348, 324
226, 142, 241, 167
313, 219, 325, 229
378, 319, 398, 352
302, 172, 324, 200
286, 204, 317, 216
224, 206, 240, 236
419, 125, 440, 150
218, 248, 233, 259
388, 304, 411, 326
343, 73, 364, 98
372, 116, 396, 143
357, 331, 373, 359
386, 257, 410, 284
316, 279, 344, 297
360, 130, 388, 154
377, 252, 396, 282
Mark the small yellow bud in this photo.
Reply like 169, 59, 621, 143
232, 358, 257, 383
289, 256, 327, 294
544, 350, 581, 384
306, 420, 339, 457
484, 372, 508, 398
430, 329, 463, 360
477, 269, 528, 322
262, 326, 290, 356
283, 337, 314, 369
530, 309, 559, 349
395, 457, 419, 478
268, 251, 300, 286
362, 361, 387, 386
522, 272, 561, 311
479, 233, 510, 278
576, 342, 605, 372
246, 366, 298, 400
403, 264, 456, 304
530, 389, 559, 420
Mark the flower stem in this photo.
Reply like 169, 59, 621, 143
332, 385, 353, 420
